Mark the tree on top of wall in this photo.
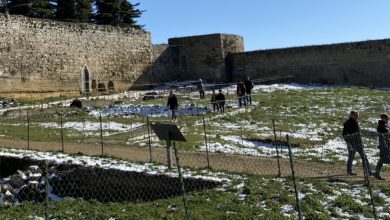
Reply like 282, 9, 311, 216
56, 0, 93, 23
56, 0, 76, 20
0, 0, 6, 13
7, 0, 32, 16
4, 0, 144, 29
74, 0, 93, 23
96, 0, 143, 29
7, 0, 54, 18
31, 0, 54, 18
95, 0, 120, 25
118, 0, 143, 29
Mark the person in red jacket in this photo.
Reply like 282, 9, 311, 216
236, 82, 246, 108
210, 89, 218, 112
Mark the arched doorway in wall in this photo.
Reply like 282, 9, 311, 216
81, 66, 90, 96
108, 81, 115, 92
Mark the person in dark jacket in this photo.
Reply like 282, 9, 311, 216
216, 89, 226, 113
210, 90, 218, 112
197, 79, 205, 99
375, 113, 390, 180
236, 82, 246, 108
167, 90, 179, 120
244, 76, 254, 105
342, 111, 371, 176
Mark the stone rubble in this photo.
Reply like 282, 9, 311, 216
0, 165, 46, 204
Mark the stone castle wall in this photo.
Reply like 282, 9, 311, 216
141, 44, 181, 84
167, 34, 244, 82
0, 14, 151, 99
2, 13, 390, 99
228, 40, 390, 87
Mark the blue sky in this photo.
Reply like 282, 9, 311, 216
137, 0, 390, 51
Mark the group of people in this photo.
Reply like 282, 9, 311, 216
168, 77, 254, 120
236, 76, 254, 107
166, 87, 227, 120
210, 89, 226, 113
198, 78, 227, 113
197, 77, 254, 108
343, 111, 390, 180
170, 81, 390, 179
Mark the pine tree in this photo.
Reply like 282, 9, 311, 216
96, 0, 143, 28
118, 0, 143, 29
30, 0, 54, 18
74, 0, 93, 23
95, 0, 120, 25
0, 0, 5, 13
56, 0, 76, 20
8, 0, 32, 16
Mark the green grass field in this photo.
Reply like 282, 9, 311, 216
1, 174, 390, 219
1, 84, 390, 219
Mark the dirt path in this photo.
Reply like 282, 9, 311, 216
0, 138, 388, 183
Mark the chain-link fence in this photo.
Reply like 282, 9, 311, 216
0, 88, 390, 219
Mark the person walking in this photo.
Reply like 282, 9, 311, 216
210, 89, 218, 112
197, 79, 205, 99
216, 89, 226, 113
342, 111, 372, 176
375, 113, 390, 180
167, 89, 179, 121
236, 82, 246, 108
244, 76, 254, 105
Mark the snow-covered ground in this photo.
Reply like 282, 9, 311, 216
200, 135, 383, 166
1, 82, 388, 167
222, 83, 348, 94
38, 121, 143, 137
0, 147, 387, 219
88, 82, 316, 119
243, 177, 390, 219
0, 148, 233, 184
90, 104, 210, 118
0, 91, 140, 116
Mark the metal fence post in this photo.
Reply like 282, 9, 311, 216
172, 141, 190, 220
321, 133, 326, 161
60, 113, 64, 152
208, 115, 212, 149
27, 112, 30, 150
99, 114, 104, 155
358, 135, 378, 219
202, 116, 210, 169
44, 160, 49, 220
272, 119, 277, 142
147, 116, 152, 162
130, 117, 133, 139
364, 171, 378, 220
166, 139, 172, 170
273, 119, 281, 177
287, 135, 302, 220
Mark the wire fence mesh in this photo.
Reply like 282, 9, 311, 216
0, 88, 389, 219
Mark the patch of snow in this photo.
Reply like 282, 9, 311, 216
39, 121, 142, 132
280, 204, 294, 216
90, 104, 209, 118
0, 148, 234, 185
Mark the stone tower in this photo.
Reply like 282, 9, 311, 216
168, 34, 244, 81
